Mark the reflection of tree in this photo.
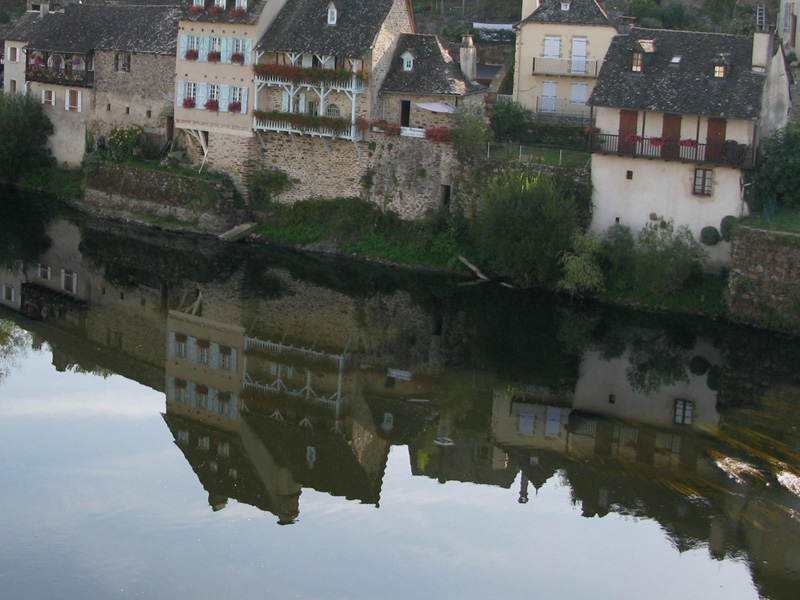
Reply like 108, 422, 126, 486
0, 186, 53, 271
625, 331, 692, 394
0, 319, 28, 384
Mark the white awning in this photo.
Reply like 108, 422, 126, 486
415, 102, 456, 114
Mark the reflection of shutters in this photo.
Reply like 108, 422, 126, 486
545, 406, 561, 438
544, 36, 560, 58
571, 38, 587, 74
518, 414, 535, 436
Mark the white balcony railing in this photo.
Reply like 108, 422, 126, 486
253, 117, 362, 141
253, 73, 365, 93
532, 56, 601, 77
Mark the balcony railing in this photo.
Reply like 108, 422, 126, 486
253, 64, 367, 93
533, 97, 591, 118
26, 67, 94, 87
253, 116, 362, 141
532, 56, 601, 77
588, 133, 754, 168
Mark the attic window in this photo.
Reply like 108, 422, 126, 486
327, 2, 337, 25
670, 55, 682, 66
714, 64, 727, 78
401, 50, 414, 71
632, 52, 644, 72
561, 1, 570, 9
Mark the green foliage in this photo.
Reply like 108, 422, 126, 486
557, 231, 605, 297
752, 122, 800, 211
700, 225, 721, 246
720, 215, 736, 241
0, 10, 10, 24
452, 105, 493, 159
249, 168, 291, 210
17, 164, 83, 199
600, 223, 636, 273
635, 217, 706, 298
0, 93, 54, 183
630, 0, 700, 30
81, 152, 103, 175
105, 125, 144, 162
470, 173, 588, 285
489, 101, 533, 143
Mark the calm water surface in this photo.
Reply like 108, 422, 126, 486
1, 192, 799, 599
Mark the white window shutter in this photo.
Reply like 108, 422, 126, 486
41, 90, 45, 103
77, 91, 82, 112
241, 87, 248, 113
64, 91, 69, 110
302, 54, 312, 68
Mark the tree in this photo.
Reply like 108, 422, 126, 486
451, 105, 493, 159
557, 231, 605, 297
635, 217, 705, 298
471, 173, 588, 285
0, 93, 53, 182
489, 100, 532, 143
752, 122, 800, 211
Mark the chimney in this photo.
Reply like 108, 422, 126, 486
39, 1, 49, 16
521, 0, 539, 20
617, 16, 636, 34
460, 34, 476, 82
751, 27, 774, 73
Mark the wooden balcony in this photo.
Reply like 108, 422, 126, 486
532, 56, 601, 77
253, 115, 362, 141
26, 67, 94, 87
588, 133, 754, 168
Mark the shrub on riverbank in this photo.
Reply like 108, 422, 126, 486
0, 93, 54, 183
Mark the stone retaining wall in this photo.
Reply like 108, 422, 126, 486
727, 225, 800, 331
83, 162, 239, 233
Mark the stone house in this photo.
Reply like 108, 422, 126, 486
512, 0, 616, 122
3, 2, 179, 165
777, 0, 799, 52
588, 27, 791, 267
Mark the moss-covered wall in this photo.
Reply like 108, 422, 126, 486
727, 226, 800, 332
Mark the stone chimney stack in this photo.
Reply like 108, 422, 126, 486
751, 27, 774, 73
460, 34, 477, 82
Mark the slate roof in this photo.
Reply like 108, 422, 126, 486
6, 5, 179, 54
179, 0, 267, 26
589, 28, 768, 120
380, 34, 485, 96
520, 0, 614, 27
256, 0, 395, 57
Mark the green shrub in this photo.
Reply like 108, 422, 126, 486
752, 122, 800, 211
489, 101, 533, 143
634, 217, 706, 298
249, 168, 291, 209
0, 93, 54, 182
720, 215, 736, 241
452, 105, 493, 159
600, 223, 636, 273
105, 125, 143, 162
700, 226, 721, 246
557, 231, 605, 297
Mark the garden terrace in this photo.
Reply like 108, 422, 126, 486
589, 132, 754, 168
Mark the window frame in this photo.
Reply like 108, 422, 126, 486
674, 399, 694, 425
632, 52, 644, 72
693, 168, 713, 196
61, 268, 78, 293
41, 89, 56, 106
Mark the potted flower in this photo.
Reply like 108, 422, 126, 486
354, 116, 370, 131
204, 98, 219, 111
188, 4, 204, 13
649, 136, 668, 147
231, 52, 245, 64
228, 101, 241, 113
584, 125, 600, 136
424, 126, 455, 143
72, 57, 81, 66
185, 49, 199, 60
207, 50, 221, 63
209, 4, 224, 16
182, 97, 196, 108
678, 138, 698, 147
624, 134, 643, 144
230, 6, 247, 17
52, 55, 62, 68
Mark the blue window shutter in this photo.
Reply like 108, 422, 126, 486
241, 87, 248, 113
177, 80, 185, 105
245, 39, 252, 65
197, 83, 208, 107
199, 36, 210, 61
220, 85, 230, 111
179, 35, 188, 58
222, 38, 232, 63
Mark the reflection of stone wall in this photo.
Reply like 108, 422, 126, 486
727, 226, 800, 331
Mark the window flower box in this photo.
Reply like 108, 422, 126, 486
207, 51, 221, 63
354, 116, 370, 131
196, 339, 210, 349
371, 119, 401, 137
209, 5, 224, 16
424, 126, 455, 143
678, 139, 698, 148
185, 49, 199, 60
624, 134, 643, 143
188, 4, 204, 13
228, 101, 241, 113
182, 97, 196, 108
253, 109, 352, 134
229, 6, 247, 17
231, 52, 245, 64
649, 136, 668, 147
204, 99, 219, 111
253, 63, 369, 86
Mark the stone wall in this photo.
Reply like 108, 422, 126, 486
83, 162, 239, 233
727, 226, 800, 331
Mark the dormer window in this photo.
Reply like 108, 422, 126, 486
561, 1, 570, 9
401, 50, 414, 71
670, 55, 682, 66
327, 2, 337, 25
632, 52, 643, 72
714, 64, 727, 78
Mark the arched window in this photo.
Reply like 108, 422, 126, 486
326, 104, 340, 118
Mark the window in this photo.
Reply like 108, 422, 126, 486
218, 442, 230, 457
401, 50, 414, 71
114, 52, 131, 72
693, 168, 713, 196
235, 0, 246, 8
193, 0, 203, 6
66, 89, 81, 112
198, 436, 210, 450
326, 103, 340, 118
543, 36, 560, 59
187, 35, 200, 51
674, 399, 694, 424
38, 264, 52, 279
232, 37, 246, 55
7, 46, 18, 62
185, 81, 197, 103
2, 284, 14, 302
327, 2, 337, 25
218, 346, 233, 370
208, 83, 220, 102
41, 89, 55, 105
61, 269, 77, 293
714, 64, 726, 78
231, 85, 244, 104
307, 100, 318, 116
210, 37, 223, 53
177, 430, 189, 444
632, 52, 644, 72
570, 82, 588, 105
217, 0, 227, 7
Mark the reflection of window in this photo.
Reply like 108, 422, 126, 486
177, 430, 189, 444
219, 346, 233, 370
229, 468, 238, 479
693, 168, 713, 196
38, 264, 51, 280
218, 442, 230, 457
674, 399, 694, 425
2, 284, 15, 302
381, 412, 394, 432
196, 385, 209, 408
198, 436, 210, 450
61, 269, 78, 293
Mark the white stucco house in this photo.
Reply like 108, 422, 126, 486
588, 27, 791, 267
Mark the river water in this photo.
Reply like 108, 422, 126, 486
1, 191, 799, 599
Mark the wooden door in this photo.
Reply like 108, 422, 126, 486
705, 118, 726, 162
661, 113, 681, 158
618, 110, 638, 153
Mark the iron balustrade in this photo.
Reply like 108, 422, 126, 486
588, 132, 754, 168
26, 67, 94, 87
